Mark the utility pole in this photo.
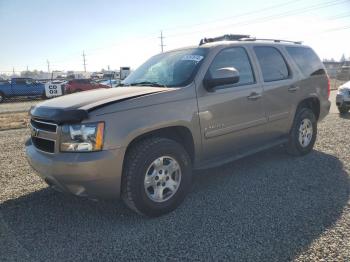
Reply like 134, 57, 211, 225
82, 51, 87, 72
26, 65, 29, 71
159, 31, 165, 53
47, 60, 50, 73
12, 67, 15, 75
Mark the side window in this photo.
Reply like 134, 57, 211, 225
286, 46, 325, 77
208, 47, 255, 87
15, 79, 26, 85
254, 46, 290, 82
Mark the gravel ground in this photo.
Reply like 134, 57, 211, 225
0, 113, 349, 261
0, 100, 40, 114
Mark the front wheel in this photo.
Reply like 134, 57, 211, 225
286, 108, 317, 156
0, 92, 4, 103
122, 137, 192, 217
338, 105, 349, 114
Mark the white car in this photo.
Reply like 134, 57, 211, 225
100, 79, 120, 88
336, 81, 350, 114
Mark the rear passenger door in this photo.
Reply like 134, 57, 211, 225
253, 46, 297, 136
197, 47, 267, 162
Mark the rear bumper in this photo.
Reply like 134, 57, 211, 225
25, 139, 125, 199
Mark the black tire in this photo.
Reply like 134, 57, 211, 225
0, 92, 4, 103
122, 137, 192, 217
338, 105, 349, 114
41, 92, 47, 100
286, 108, 317, 156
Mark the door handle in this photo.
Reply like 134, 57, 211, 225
288, 85, 300, 92
247, 92, 262, 101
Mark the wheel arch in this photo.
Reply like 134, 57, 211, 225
124, 125, 196, 164
296, 96, 321, 120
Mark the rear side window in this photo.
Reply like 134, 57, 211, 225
286, 46, 325, 77
15, 79, 26, 85
254, 46, 290, 82
208, 47, 255, 86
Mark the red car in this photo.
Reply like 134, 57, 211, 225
65, 79, 109, 94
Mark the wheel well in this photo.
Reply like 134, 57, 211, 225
297, 97, 320, 120
125, 126, 195, 162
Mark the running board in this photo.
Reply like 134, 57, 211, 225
194, 138, 288, 170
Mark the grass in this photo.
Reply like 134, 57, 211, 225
0, 112, 30, 131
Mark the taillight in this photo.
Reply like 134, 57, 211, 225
327, 76, 331, 99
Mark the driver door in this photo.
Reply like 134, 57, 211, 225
197, 47, 267, 162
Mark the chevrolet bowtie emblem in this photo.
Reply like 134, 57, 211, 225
30, 125, 39, 137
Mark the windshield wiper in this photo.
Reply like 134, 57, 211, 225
129, 81, 166, 87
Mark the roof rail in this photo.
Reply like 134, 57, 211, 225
199, 34, 250, 45
239, 37, 302, 45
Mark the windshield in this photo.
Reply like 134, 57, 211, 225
122, 48, 208, 87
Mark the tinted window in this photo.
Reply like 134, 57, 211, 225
208, 47, 255, 86
286, 47, 325, 76
254, 46, 289, 82
15, 79, 27, 85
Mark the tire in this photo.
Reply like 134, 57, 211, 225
41, 92, 47, 100
0, 92, 4, 103
286, 108, 317, 156
338, 105, 349, 114
122, 137, 192, 217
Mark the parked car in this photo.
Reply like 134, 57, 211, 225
64, 79, 109, 94
26, 35, 330, 217
336, 80, 350, 114
0, 78, 46, 103
100, 79, 121, 88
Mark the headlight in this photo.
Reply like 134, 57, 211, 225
60, 122, 104, 152
338, 88, 348, 95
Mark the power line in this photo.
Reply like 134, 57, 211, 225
166, 0, 347, 38
163, 0, 303, 32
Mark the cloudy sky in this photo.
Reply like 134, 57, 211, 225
0, 0, 349, 73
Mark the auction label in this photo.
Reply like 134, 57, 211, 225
45, 83, 63, 98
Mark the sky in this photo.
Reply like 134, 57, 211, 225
0, 0, 349, 73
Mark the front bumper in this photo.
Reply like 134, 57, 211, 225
25, 139, 125, 199
336, 93, 350, 108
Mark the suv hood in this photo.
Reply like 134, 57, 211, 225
30, 86, 169, 123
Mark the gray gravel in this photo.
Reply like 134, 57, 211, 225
0, 113, 349, 262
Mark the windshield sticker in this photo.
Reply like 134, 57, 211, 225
181, 55, 204, 62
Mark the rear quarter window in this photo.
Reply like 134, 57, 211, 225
286, 46, 325, 77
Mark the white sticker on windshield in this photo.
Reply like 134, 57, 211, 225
181, 55, 204, 62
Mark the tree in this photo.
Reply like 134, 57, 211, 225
340, 54, 346, 62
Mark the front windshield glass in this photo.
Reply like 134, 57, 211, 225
122, 48, 208, 87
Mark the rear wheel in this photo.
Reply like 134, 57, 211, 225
338, 105, 349, 114
122, 137, 192, 217
286, 108, 317, 156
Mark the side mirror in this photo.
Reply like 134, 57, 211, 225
203, 67, 240, 91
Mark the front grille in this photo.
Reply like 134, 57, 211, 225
32, 137, 55, 153
31, 119, 57, 133
30, 119, 58, 153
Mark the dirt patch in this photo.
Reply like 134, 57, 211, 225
0, 112, 29, 131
